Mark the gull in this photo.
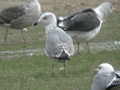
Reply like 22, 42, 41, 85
91, 63, 120, 90
0, 0, 41, 43
39, 12, 75, 74
57, 2, 112, 54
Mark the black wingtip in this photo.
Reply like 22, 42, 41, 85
106, 80, 120, 90
106, 85, 120, 90
115, 71, 120, 78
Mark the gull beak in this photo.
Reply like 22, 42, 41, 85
92, 68, 99, 75
38, 13, 44, 23
38, 17, 42, 23
37, 16, 45, 26
94, 68, 99, 73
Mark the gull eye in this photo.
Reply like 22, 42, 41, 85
43, 16, 48, 20
98, 66, 102, 70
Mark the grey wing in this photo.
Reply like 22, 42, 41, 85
91, 74, 114, 90
0, 5, 25, 24
46, 27, 74, 58
45, 31, 64, 58
62, 9, 100, 32
57, 28, 75, 56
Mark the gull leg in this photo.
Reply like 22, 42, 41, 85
51, 63, 55, 76
77, 42, 80, 54
21, 30, 26, 44
86, 42, 90, 53
4, 27, 8, 42
63, 60, 66, 75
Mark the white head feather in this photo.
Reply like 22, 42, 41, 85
39, 12, 57, 26
94, 2, 112, 21
97, 63, 114, 74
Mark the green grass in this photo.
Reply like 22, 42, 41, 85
0, 12, 120, 51
0, 12, 120, 90
0, 51, 120, 90
0, 26, 45, 51
91, 12, 120, 42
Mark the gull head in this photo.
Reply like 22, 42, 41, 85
39, 12, 57, 26
97, 63, 114, 74
95, 2, 112, 20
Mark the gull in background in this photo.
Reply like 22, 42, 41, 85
57, 2, 112, 54
39, 12, 75, 75
91, 63, 120, 90
0, 0, 41, 43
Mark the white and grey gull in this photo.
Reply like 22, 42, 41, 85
91, 63, 120, 90
57, 2, 112, 53
0, 0, 41, 42
39, 12, 75, 74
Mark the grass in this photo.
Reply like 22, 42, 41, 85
0, 26, 45, 51
0, 12, 120, 51
91, 12, 120, 42
0, 12, 120, 90
0, 51, 120, 90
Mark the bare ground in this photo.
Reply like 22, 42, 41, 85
0, 0, 119, 15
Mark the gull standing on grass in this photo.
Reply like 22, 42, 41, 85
0, 0, 41, 43
57, 2, 112, 54
91, 63, 120, 90
39, 12, 75, 74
